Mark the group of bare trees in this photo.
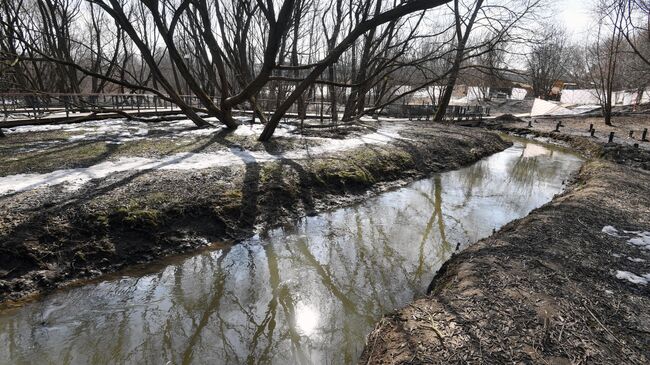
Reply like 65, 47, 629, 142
581, 0, 650, 125
2, 0, 544, 139
526, 26, 569, 100
526, 0, 650, 125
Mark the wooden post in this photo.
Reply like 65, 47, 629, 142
554, 121, 561, 132
589, 123, 593, 131
629, 130, 634, 138
608, 131, 615, 143
528, 120, 532, 127
642, 128, 648, 141
590, 129, 595, 137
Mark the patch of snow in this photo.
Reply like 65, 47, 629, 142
615, 270, 650, 285
178, 128, 221, 137
195, 237, 210, 246
68, 134, 87, 141
628, 257, 646, 263
0, 125, 404, 195
603, 225, 650, 250
611, 253, 622, 258
7, 124, 86, 134
627, 232, 650, 250
0, 157, 154, 194
602, 225, 624, 237
231, 123, 295, 138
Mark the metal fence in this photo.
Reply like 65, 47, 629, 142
1, 93, 490, 122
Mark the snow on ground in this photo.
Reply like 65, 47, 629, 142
628, 232, 650, 250
602, 225, 625, 237
615, 270, 650, 285
602, 225, 650, 250
0, 123, 405, 195
4, 116, 260, 143
628, 257, 646, 263
602, 226, 650, 250
6, 118, 146, 135
604, 226, 650, 285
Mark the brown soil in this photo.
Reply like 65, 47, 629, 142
360, 124, 650, 364
497, 114, 650, 150
0, 121, 509, 304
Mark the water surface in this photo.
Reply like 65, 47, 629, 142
0, 138, 583, 365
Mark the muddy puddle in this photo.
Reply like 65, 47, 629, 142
0, 137, 583, 365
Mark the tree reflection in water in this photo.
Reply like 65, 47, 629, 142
0, 138, 583, 365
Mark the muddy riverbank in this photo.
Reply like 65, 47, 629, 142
0, 121, 509, 304
486, 115, 650, 169
360, 133, 650, 364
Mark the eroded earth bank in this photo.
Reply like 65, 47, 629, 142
361, 124, 650, 364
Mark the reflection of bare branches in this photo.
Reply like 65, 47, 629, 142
0, 141, 585, 365
434, 176, 451, 259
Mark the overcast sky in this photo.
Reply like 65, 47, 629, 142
559, 0, 594, 41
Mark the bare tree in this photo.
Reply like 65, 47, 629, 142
589, 0, 627, 126
526, 26, 568, 100
431, 0, 542, 121
619, 0, 650, 66
433, 0, 484, 121
2, 0, 544, 140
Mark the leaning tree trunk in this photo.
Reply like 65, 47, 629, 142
433, 0, 483, 122
433, 55, 463, 122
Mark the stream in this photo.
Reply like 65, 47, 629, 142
0, 137, 584, 365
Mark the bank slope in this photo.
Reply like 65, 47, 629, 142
361, 160, 650, 364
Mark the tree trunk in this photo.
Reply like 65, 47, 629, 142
259, 0, 452, 141
433, 0, 483, 122
433, 54, 462, 122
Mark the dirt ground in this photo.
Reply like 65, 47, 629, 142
499, 114, 650, 150
0, 120, 509, 304
360, 120, 650, 364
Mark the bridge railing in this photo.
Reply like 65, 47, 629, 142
1, 93, 490, 123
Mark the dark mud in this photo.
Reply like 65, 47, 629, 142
360, 126, 650, 364
0, 122, 509, 304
